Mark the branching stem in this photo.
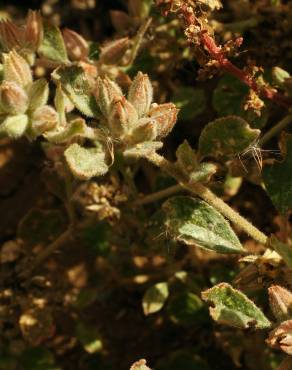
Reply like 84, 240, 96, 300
146, 152, 268, 245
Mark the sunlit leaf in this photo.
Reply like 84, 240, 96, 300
202, 283, 271, 329
142, 282, 169, 315
163, 196, 244, 254
39, 23, 68, 63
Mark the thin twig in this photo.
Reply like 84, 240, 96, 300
133, 184, 184, 206
259, 114, 292, 147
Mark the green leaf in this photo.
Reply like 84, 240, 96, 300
263, 134, 292, 214
39, 23, 68, 63
213, 74, 268, 129
0, 114, 28, 138
163, 196, 244, 254
201, 283, 271, 329
123, 141, 163, 159
52, 65, 99, 117
176, 140, 198, 174
142, 282, 169, 315
198, 116, 260, 159
172, 87, 206, 120
268, 235, 292, 268
28, 78, 49, 111
167, 292, 207, 326
76, 322, 103, 354
64, 143, 108, 180
45, 118, 95, 144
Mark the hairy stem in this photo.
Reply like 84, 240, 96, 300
259, 114, 292, 146
147, 152, 268, 245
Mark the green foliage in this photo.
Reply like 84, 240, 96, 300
142, 282, 169, 315
64, 143, 109, 180
172, 87, 206, 120
202, 283, 271, 329
39, 23, 68, 63
198, 116, 260, 159
263, 134, 292, 214
163, 196, 244, 253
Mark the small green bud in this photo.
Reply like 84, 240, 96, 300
108, 97, 138, 138
128, 72, 153, 118
268, 285, 292, 322
95, 77, 123, 117
272, 67, 290, 86
0, 114, 28, 138
31, 105, 58, 135
267, 320, 292, 355
99, 37, 130, 65
0, 81, 28, 114
63, 28, 89, 61
3, 50, 32, 87
148, 103, 178, 139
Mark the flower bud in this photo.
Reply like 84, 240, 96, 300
268, 285, 292, 322
108, 97, 138, 138
0, 20, 23, 50
95, 77, 123, 117
148, 103, 178, 139
0, 81, 28, 114
110, 10, 132, 32
128, 72, 153, 118
130, 117, 157, 144
31, 105, 58, 135
3, 50, 32, 87
99, 37, 130, 65
25, 10, 43, 51
63, 28, 89, 61
267, 320, 292, 356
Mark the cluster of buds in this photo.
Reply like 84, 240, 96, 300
267, 285, 292, 356
95, 72, 178, 150
0, 11, 43, 55
0, 50, 58, 139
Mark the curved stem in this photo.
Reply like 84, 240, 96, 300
259, 114, 292, 146
147, 152, 268, 245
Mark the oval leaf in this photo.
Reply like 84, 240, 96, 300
142, 282, 169, 315
53, 65, 99, 117
198, 116, 260, 159
64, 143, 108, 180
172, 87, 206, 120
202, 283, 271, 329
163, 196, 244, 254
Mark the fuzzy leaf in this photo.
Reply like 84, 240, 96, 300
0, 114, 28, 138
202, 283, 271, 329
198, 116, 260, 159
142, 282, 169, 315
39, 23, 68, 63
53, 65, 99, 117
263, 134, 292, 214
45, 118, 95, 144
172, 87, 206, 120
64, 143, 108, 180
123, 141, 163, 158
163, 196, 244, 254
28, 78, 49, 111
176, 140, 198, 174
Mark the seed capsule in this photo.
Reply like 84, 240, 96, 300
95, 77, 123, 118
268, 285, 292, 322
3, 50, 32, 87
63, 28, 89, 61
267, 320, 292, 355
0, 81, 28, 114
31, 105, 58, 135
128, 72, 153, 118
108, 97, 138, 138
148, 103, 178, 139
